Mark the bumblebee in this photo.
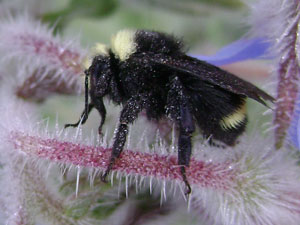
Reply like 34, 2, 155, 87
65, 29, 274, 194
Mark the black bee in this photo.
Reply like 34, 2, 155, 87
65, 29, 274, 194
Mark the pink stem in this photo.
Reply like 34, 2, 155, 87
15, 33, 82, 73
11, 132, 236, 190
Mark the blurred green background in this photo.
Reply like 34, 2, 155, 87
40, 0, 249, 55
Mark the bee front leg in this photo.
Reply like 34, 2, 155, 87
64, 103, 94, 128
101, 95, 145, 182
92, 97, 106, 135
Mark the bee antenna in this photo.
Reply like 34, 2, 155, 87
84, 70, 89, 119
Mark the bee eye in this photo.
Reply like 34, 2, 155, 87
100, 63, 110, 72
88, 56, 109, 74
89, 61, 109, 76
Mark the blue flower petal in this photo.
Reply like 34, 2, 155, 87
288, 99, 300, 149
191, 37, 271, 66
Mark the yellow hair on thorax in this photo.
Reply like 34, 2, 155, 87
111, 29, 137, 61
82, 43, 109, 70
220, 102, 247, 130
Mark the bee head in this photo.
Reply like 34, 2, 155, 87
87, 55, 112, 97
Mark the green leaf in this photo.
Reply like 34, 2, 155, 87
41, 0, 119, 33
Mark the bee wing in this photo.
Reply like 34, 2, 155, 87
141, 53, 274, 106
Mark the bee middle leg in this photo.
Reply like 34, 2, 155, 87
101, 95, 145, 182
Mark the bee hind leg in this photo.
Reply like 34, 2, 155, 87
178, 104, 195, 195
167, 76, 195, 195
